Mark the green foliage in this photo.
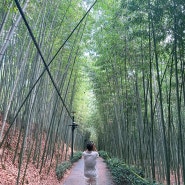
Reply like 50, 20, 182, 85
70, 151, 82, 163
100, 151, 161, 185
98, 150, 110, 160
107, 158, 150, 185
56, 152, 82, 180
56, 161, 72, 180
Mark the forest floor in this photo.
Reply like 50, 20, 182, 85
0, 118, 70, 185
0, 153, 66, 185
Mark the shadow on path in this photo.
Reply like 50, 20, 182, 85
62, 157, 114, 185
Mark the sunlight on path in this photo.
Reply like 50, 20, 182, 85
62, 157, 114, 185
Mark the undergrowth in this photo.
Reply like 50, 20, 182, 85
70, 151, 82, 163
56, 151, 82, 180
99, 151, 163, 185
56, 161, 71, 180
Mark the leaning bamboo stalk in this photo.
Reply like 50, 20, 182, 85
151, 14, 170, 184
0, 0, 29, 62
0, 2, 13, 36
0, 36, 32, 141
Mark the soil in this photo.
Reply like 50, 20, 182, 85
0, 120, 70, 185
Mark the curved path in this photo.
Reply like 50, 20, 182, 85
62, 157, 114, 185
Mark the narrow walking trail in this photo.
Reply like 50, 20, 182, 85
62, 157, 114, 185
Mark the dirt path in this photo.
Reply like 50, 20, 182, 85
62, 157, 114, 185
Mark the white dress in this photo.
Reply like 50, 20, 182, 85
82, 151, 99, 178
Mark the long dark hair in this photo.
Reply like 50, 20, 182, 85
86, 141, 94, 151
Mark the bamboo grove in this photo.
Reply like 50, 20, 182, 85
0, 0, 94, 184
0, 0, 185, 184
86, 0, 185, 184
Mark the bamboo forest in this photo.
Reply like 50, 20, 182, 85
0, 0, 185, 184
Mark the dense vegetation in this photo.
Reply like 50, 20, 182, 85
99, 150, 161, 185
0, 0, 92, 184
86, 1, 185, 184
0, 0, 185, 184
56, 151, 82, 180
